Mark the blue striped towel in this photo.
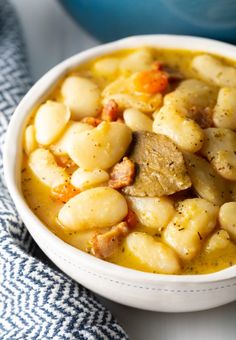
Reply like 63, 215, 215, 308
0, 1, 128, 339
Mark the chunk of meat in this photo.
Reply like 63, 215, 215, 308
101, 99, 119, 121
51, 182, 80, 203
124, 209, 137, 229
123, 131, 191, 197
109, 157, 135, 189
90, 222, 129, 259
81, 116, 102, 127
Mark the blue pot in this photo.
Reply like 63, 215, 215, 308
58, 0, 236, 43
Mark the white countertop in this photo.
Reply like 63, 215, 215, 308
10, 1, 236, 339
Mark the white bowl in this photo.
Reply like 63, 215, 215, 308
4, 35, 236, 312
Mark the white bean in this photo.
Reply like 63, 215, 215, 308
126, 196, 174, 230
219, 202, 236, 242
163, 198, 219, 260
93, 57, 120, 77
153, 105, 204, 152
123, 108, 153, 132
164, 79, 215, 113
34, 100, 70, 145
126, 232, 180, 274
102, 77, 128, 97
61, 76, 101, 119
28, 148, 68, 188
184, 153, 230, 205
62, 230, 99, 252
201, 128, 236, 180
192, 54, 236, 87
205, 230, 232, 253
213, 88, 236, 129
58, 187, 128, 231
50, 121, 93, 155
68, 121, 132, 170
24, 125, 37, 155
71, 168, 109, 190
120, 48, 153, 74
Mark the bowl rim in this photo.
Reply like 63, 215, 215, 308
4, 34, 236, 285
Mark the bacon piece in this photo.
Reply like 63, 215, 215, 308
101, 99, 119, 121
125, 209, 137, 229
91, 222, 129, 259
109, 157, 135, 189
51, 182, 80, 203
81, 117, 102, 127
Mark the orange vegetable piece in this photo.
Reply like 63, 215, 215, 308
134, 69, 168, 94
52, 182, 80, 203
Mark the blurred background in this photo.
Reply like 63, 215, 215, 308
11, 0, 97, 81
10, 1, 236, 339
11, 0, 236, 82
58, 0, 236, 42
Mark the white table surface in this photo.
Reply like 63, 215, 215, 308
10, 1, 236, 339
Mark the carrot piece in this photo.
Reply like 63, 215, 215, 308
134, 69, 168, 94
51, 183, 80, 203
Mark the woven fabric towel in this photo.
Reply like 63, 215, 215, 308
0, 2, 128, 339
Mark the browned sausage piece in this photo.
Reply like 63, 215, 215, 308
122, 131, 191, 197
